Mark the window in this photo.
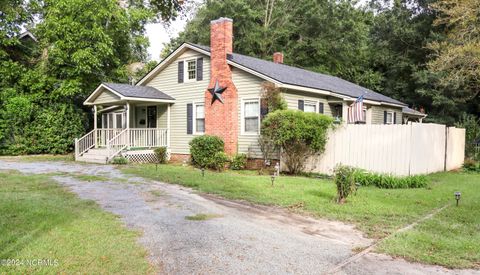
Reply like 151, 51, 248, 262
194, 103, 205, 133
186, 59, 196, 81
243, 99, 260, 134
386, 111, 394, 124
102, 112, 124, 128
304, 101, 317, 113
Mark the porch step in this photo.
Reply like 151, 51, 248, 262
77, 148, 110, 164
76, 155, 108, 164
84, 148, 110, 156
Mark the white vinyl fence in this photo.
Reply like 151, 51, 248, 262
299, 123, 465, 176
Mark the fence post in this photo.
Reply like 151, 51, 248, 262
444, 127, 448, 172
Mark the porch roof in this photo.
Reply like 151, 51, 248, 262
84, 83, 175, 105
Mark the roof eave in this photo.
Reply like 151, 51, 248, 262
84, 83, 175, 106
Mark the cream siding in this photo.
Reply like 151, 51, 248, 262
371, 106, 403, 124
157, 105, 168, 128
143, 49, 210, 154
93, 89, 120, 104
283, 90, 333, 116
233, 67, 264, 158
140, 48, 405, 156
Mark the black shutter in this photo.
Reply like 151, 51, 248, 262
196, 58, 203, 81
260, 98, 269, 120
384, 111, 387, 124
393, 112, 397, 124
298, 100, 304, 111
187, 103, 193, 134
178, 61, 184, 83
319, 102, 324, 114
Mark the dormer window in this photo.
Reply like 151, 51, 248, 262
186, 59, 196, 81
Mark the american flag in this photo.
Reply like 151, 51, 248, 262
347, 95, 364, 123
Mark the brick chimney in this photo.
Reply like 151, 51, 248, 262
273, 52, 284, 64
205, 17, 238, 155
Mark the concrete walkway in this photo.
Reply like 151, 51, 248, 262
0, 159, 477, 275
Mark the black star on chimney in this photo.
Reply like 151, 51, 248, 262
208, 80, 227, 104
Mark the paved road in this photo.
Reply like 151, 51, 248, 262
1, 159, 478, 275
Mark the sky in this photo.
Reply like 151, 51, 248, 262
145, 18, 188, 61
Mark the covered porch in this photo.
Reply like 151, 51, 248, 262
75, 83, 175, 163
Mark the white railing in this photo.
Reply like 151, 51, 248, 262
75, 128, 169, 162
74, 130, 95, 160
97, 128, 123, 147
106, 129, 129, 162
129, 128, 168, 148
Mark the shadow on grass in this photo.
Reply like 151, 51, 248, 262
0, 172, 81, 259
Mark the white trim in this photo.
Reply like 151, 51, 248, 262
121, 97, 175, 103
184, 59, 197, 83
18, 31, 37, 42
385, 111, 394, 125
303, 100, 318, 113
84, 83, 176, 105
192, 102, 205, 135
240, 98, 261, 136
84, 84, 123, 105
136, 43, 210, 86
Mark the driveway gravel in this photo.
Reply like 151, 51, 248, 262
1, 159, 478, 275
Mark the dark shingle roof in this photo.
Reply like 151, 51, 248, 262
189, 43, 405, 106
103, 83, 175, 100
402, 107, 426, 117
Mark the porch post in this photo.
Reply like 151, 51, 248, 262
93, 105, 98, 148
126, 101, 131, 149
167, 103, 171, 148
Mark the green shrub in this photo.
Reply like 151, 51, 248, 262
230, 153, 247, 170
353, 170, 428, 188
112, 156, 128, 165
211, 151, 229, 171
333, 164, 357, 203
261, 110, 333, 174
189, 135, 225, 169
154, 147, 168, 164
463, 159, 480, 172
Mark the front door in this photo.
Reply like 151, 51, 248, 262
147, 106, 157, 128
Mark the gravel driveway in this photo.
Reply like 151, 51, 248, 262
1, 159, 478, 275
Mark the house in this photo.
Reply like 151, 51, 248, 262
76, 17, 425, 164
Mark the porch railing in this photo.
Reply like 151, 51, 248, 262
106, 128, 129, 162
75, 128, 169, 161
129, 128, 168, 148
74, 129, 95, 160
97, 128, 123, 147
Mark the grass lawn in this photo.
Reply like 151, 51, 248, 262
123, 164, 480, 269
0, 170, 152, 274
0, 154, 74, 162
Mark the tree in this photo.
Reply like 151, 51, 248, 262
261, 110, 333, 174
368, 0, 438, 116
164, 0, 380, 89
427, 0, 480, 119
0, 0, 182, 155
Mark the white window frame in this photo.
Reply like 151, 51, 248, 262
102, 111, 124, 129
241, 98, 261, 135
193, 102, 205, 135
184, 59, 197, 82
303, 100, 318, 113
386, 111, 394, 124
